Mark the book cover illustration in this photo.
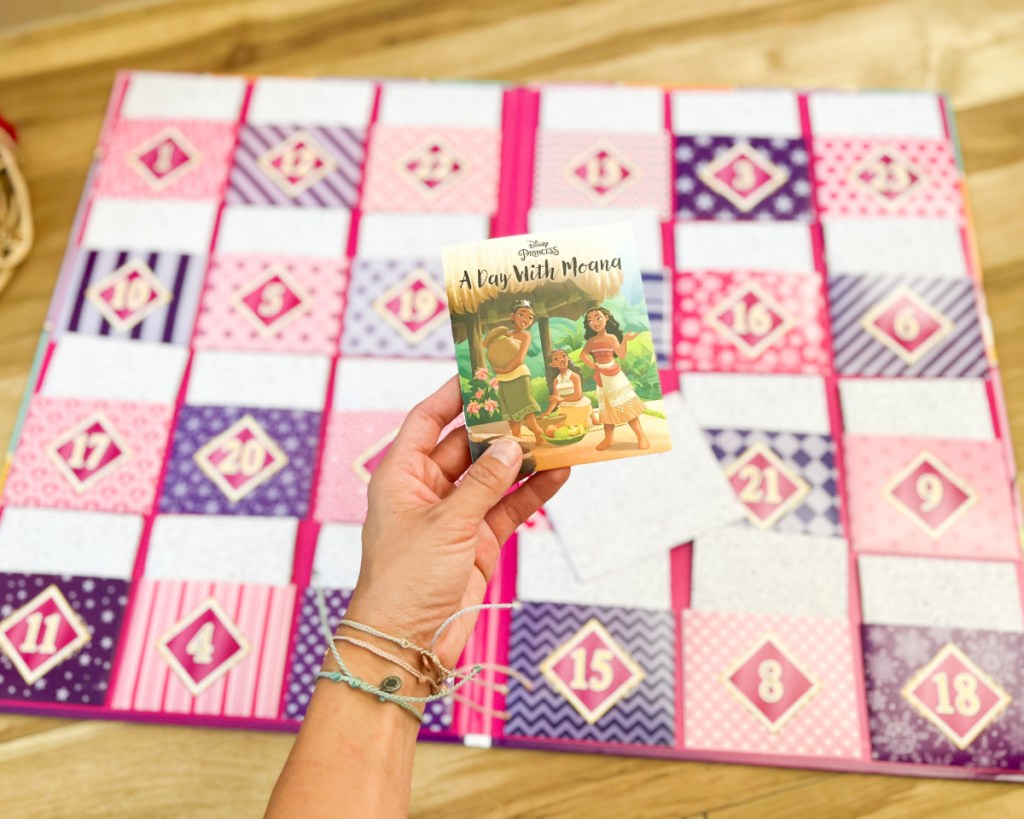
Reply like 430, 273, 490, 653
443, 223, 671, 471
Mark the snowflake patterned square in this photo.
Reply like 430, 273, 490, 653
862, 624, 1024, 769
829, 274, 988, 378
704, 428, 841, 537
360, 126, 500, 214
532, 132, 672, 215
0, 573, 128, 706
315, 411, 405, 524
673, 270, 829, 374
95, 119, 237, 200
110, 578, 295, 718
682, 610, 863, 759
193, 255, 347, 355
3, 396, 173, 515
813, 138, 963, 220
158, 406, 322, 518
674, 136, 812, 221
844, 436, 1018, 561
281, 587, 454, 733
504, 602, 675, 747
339, 259, 453, 359
54, 248, 206, 344
226, 125, 366, 208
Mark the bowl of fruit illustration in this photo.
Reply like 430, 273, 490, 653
542, 423, 588, 446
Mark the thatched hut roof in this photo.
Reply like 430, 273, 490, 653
442, 224, 630, 344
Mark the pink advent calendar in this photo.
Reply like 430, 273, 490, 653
0, 71, 1022, 782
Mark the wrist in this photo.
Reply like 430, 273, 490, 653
323, 624, 433, 713
344, 592, 438, 648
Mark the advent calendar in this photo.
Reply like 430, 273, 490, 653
0, 72, 1021, 781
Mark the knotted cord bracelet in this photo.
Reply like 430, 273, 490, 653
314, 588, 519, 722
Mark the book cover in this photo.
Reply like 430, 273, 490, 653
442, 223, 671, 471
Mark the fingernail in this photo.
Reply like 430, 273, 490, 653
485, 438, 522, 468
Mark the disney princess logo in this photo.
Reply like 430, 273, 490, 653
518, 239, 560, 261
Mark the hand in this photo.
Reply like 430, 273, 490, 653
623, 331, 638, 342
346, 377, 570, 668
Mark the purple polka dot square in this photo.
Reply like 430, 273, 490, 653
674, 135, 812, 221
339, 259, 455, 359
0, 573, 128, 706
158, 405, 322, 517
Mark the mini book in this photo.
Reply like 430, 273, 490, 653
442, 223, 672, 471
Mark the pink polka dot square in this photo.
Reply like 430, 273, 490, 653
314, 410, 406, 524
360, 126, 500, 214
812, 137, 963, 221
682, 610, 864, 759
3, 396, 173, 515
193, 255, 347, 355
95, 119, 238, 200
533, 131, 673, 216
844, 435, 1019, 560
672, 270, 829, 374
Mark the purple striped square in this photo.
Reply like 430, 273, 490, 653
227, 125, 366, 208
829, 274, 988, 378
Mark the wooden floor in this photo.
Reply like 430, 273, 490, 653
1, 0, 1023, 815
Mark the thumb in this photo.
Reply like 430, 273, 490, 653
446, 438, 523, 520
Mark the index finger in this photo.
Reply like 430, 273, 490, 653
390, 375, 465, 455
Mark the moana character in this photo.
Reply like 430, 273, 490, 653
486, 300, 545, 446
580, 306, 650, 451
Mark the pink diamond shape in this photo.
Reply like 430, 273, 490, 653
158, 599, 250, 696
193, 415, 289, 503
271, 142, 324, 185
373, 268, 447, 344
86, 260, 172, 331
884, 451, 977, 538
232, 266, 312, 336
568, 141, 635, 200
540, 619, 646, 724
0, 585, 91, 685
352, 427, 400, 485
400, 137, 464, 196
47, 412, 130, 494
723, 635, 821, 733
853, 147, 926, 206
902, 643, 1011, 750
725, 443, 810, 529
699, 142, 789, 211
862, 286, 953, 364
256, 131, 337, 197
128, 127, 199, 191
706, 283, 794, 358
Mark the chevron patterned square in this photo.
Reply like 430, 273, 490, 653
829, 274, 988, 378
505, 602, 675, 747
682, 610, 863, 758
704, 428, 841, 537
